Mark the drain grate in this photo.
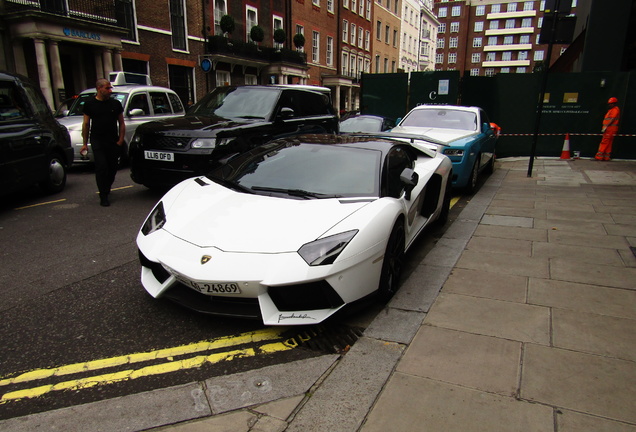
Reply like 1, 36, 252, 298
283, 324, 364, 354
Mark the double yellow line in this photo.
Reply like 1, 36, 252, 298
0, 327, 295, 404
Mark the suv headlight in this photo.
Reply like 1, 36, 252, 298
141, 202, 166, 236
444, 148, 464, 157
298, 230, 358, 266
191, 138, 216, 149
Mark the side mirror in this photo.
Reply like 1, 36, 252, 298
278, 107, 294, 120
129, 108, 145, 117
400, 168, 419, 200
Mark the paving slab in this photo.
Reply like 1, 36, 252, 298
152, 410, 258, 432
528, 278, 636, 319
251, 395, 305, 420
552, 308, 636, 361
521, 344, 636, 424
480, 214, 534, 228
442, 267, 528, 303
605, 223, 636, 237
397, 326, 522, 396
466, 236, 532, 256
473, 224, 548, 241
360, 373, 554, 432
363, 307, 425, 344
548, 230, 630, 249
424, 293, 551, 344
534, 218, 607, 233
456, 249, 550, 278
550, 257, 636, 289
545, 209, 615, 223
557, 410, 636, 432
485, 206, 548, 219
532, 242, 624, 266
389, 263, 451, 313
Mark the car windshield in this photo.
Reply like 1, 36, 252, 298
401, 109, 477, 131
209, 141, 381, 198
66, 92, 127, 116
340, 116, 383, 133
188, 87, 279, 119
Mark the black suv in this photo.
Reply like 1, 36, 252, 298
0, 71, 72, 196
129, 85, 338, 189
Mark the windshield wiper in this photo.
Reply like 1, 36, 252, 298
208, 177, 255, 194
235, 115, 266, 119
250, 186, 341, 199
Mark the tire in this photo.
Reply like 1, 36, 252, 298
436, 176, 452, 226
465, 157, 479, 194
39, 153, 67, 194
377, 220, 405, 303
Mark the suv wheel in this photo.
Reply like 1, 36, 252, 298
40, 153, 67, 194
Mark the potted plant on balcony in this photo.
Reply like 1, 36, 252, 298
250, 25, 264, 49
293, 33, 305, 51
274, 28, 286, 51
219, 15, 235, 47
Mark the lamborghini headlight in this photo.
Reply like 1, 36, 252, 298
141, 202, 166, 236
298, 230, 358, 266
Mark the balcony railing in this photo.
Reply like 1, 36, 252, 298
5, 0, 123, 26
208, 35, 307, 66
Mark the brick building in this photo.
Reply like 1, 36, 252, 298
373, 0, 402, 73
433, 0, 575, 76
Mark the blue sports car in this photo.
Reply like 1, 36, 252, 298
392, 105, 498, 192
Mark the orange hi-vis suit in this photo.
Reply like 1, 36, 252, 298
595, 103, 620, 161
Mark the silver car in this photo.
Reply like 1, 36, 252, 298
57, 83, 185, 164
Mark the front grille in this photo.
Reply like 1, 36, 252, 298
149, 135, 193, 151
269, 281, 344, 312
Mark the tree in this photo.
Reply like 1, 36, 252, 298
293, 33, 305, 50
274, 29, 286, 45
250, 25, 264, 44
219, 15, 235, 36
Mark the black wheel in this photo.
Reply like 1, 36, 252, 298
377, 220, 405, 303
39, 153, 67, 194
436, 177, 452, 226
485, 153, 496, 175
465, 157, 479, 194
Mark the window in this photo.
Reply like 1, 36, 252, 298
485, 68, 495, 76
365, 30, 370, 50
117, 0, 137, 42
351, 0, 356, 14
505, 19, 515, 29
436, 53, 444, 63
168, 64, 192, 106
437, 38, 445, 49
439, 23, 446, 33
540, 0, 545, 10
351, 23, 356, 44
518, 51, 527, 60
438, 7, 447, 17
344, 0, 349, 7
383, 57, 388, 72
520, 35, 530, 44
538, 17, 543, 28
359, 0, 365, 15
522, 18, 532, 27
342, 52, 349, 75
343, 20, 349, 42
471, 53, 481, 63
486, 52, 496, 61
296, 25, 304, 52
213, 0, 228, 36
474, 21, 483, 32
170, 0, 187, 51
216, 70, 230, 86
534, 50, 544, 60
351, 55, 356, 76
449, 37, 458, 48
524, 1, 534, 11
359, 26, 364, 47
385, 25, 390, 43
393, 29, 397, 47
366, 0, 371, 19
246, 7, 257, 42
470, 68, 479, 76
375, 55, 380, 72
491, 4, 500, 13
476, 5, 485, 16
273, 16, 283, 48
501, 67, 510, 73
490, 21, 499, 30
451, 5, 461, 16
450, 22, 459, 32
312, 0, 319, 6
312, 31, 319, 63
507, 2, 517, 12
376, 21, 381, 39
448, 53, 457, 63
516, 67, 526, 73
245, 74, 257, 85
473, 37, 482, 48
327, 0, 334, 13
504, 36, 513, 44
488, 36, 498, 45
502, 52, 511, 61
327, 36, 333, 66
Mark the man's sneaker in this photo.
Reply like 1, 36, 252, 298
100, 194, 110, 207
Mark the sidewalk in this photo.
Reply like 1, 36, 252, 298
2, 157, 635, 432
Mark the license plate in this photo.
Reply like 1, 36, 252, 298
144, 150, 174, 162
174, 274, 241, 295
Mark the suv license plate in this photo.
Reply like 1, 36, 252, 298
144, 151, 174, 162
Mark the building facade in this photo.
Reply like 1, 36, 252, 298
434, 0, 576, 76
419, 0, 439, 71
399, 0, 421, 73
373, 0, 402, 73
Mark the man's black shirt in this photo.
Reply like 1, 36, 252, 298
83, 97, 123, 142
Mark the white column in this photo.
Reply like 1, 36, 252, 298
102, 48, 113, 77
94, 50, 104, 82
33, 38, 54, 110
113, 48, 123, 72
347, 86, 352, 111
334, 85, 341, 114
47, 39, 65, 108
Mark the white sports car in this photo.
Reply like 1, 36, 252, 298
137, 133, 452, 325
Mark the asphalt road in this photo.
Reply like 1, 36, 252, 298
0, 165, 465, 420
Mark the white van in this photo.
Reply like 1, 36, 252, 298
57, 74, 186, 165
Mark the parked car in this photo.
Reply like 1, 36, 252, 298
0, 71, 72, 196
56, 78, 185, 165
339, 114, 396, 133
129, 85, 339, 189
391, 105, 497, 192
136, 132, 452, 325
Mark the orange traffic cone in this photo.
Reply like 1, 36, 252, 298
560, 133, 571, 160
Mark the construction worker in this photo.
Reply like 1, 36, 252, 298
594, 97, 620, 161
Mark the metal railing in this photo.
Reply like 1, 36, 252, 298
5, 0, 120, 25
